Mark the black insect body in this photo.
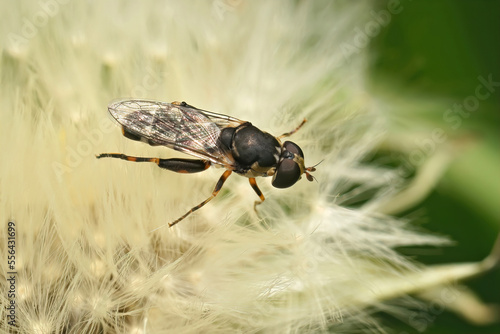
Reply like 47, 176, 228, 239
97, 100, 316, 227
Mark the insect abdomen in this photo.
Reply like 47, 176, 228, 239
122, 127, 162, 146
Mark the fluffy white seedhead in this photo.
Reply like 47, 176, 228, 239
0, 1, 456, 333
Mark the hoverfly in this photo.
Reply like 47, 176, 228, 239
97, 100, 316, 227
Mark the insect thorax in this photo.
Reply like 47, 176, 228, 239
220, 123, 281, 177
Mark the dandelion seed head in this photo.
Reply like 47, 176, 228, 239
0, 0, 453, 332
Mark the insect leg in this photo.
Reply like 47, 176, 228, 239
169, 169, 233, 227
278, 119, 307, 139
96, 153, 211, 174
248, 178, 266, 212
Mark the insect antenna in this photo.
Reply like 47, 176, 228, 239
305, 159, 323, 182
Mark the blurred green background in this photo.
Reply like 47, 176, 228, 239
368, 0, 499, 333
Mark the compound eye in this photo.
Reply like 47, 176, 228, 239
272, 158, 301, 188
283, 141, 304, 158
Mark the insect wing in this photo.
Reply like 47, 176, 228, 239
108, 100, 240, 166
